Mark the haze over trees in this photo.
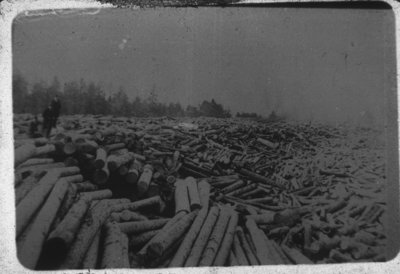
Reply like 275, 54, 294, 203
12, 73, 240, 118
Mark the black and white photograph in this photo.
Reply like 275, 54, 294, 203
7, 0, 399, 271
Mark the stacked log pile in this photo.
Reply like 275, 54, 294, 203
14, 114, 387, 269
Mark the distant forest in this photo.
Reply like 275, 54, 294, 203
13, 73, 277, 119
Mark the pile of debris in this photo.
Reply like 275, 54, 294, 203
14, 114, 387, 269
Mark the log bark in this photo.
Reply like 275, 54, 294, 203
184, 206, 220, 267
129, 229, 161, 249
233, 232, 250, 265
101, 222, 129, 268
169, 209, 209, 267
281, 244, 313, 264
82, 229, 101, 269
16, 167, 80, 237
245, 218, 275, 265
236, 226, 259, 265
186, 177, 201, 210
148, 211, 198, 258
118, 219, 170, 234
17, 158, 54, 169
111, 195, 166, 214
94, 148, 107, 169
213, 209, 238, 266
174, 179, 190, 214
111, 210, 148, 222
60, 199, 129, 269
43, 189, 113, 262
14, 144, 38, 166
198, 206, 232, 266
18, 178, 70, 269
137, 164, 153, 197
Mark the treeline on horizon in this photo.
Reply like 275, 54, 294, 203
13, 73, 280, 120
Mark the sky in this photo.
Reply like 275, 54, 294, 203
12, 7, 395, 125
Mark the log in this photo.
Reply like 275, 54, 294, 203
111, 195, 166, 214
125, 160, 141, 185
16, 162, 65, 180
198, 179, 210, 209
35, 144, 55, 155
43, 189, 113, 262
118, 219, 170, 234
75, 181, 98, 192
107, 152, 134, 171
17, 158, 54, 169
18, 178, 70, 269
105, 142, 126, 153
257, 138, 278, 149
63, 142, 77, 155
15, 170, 46, 205
101, 222, 129, 268
198, 207, 232, 266
14, 144, 38, 166
120, 232, 130, 268
94, 148, 107, 169
60, 199, 129, 269
238, 168, 283, 189
111, 210, 148, 222
245, 197, 274, 204
82, 230, 101, 269
174, 179, 190, 214
169, 209, 209, 267
232, 232, 249, 265
220, 180, 245, 194
245, 218, 275, 264
229, 251, 238, 266
281, 244, 313, 264
129, 230, 161, 249
185, 206, 220, 266
226, 183, 258, 197
16, 167, 81, 237
137, 164, 153, 197
247, 211, 276, 224
186, 177, 201, 210
213, 209, 239, 266
148, 210, 198, 257
236, 226, 259, 265
93, 164, 109, 186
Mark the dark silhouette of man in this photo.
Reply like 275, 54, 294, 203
42, 105, 53, 138
50, 96, 61, 128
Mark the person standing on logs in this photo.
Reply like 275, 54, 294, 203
50, 95, 61, 129
42, 105, 53, 138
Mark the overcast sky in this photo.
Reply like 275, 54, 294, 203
12, 7, 394, 124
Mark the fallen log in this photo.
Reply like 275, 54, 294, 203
18, 178, 70, 269
101, 222, 130, 268
213, 209, 238, 266
118, 219, 170, 234
148, 210, 198, 258
16, 167, 81, 237
245, 218, 275, 265
129, 229, 161, 249
185, 206, 220, 267
43, 189, 113, 262
174, 179, 190, 214
198, 206, 231, 266
81, 229, 101, 269
236, 226, 259, 265
60, 199, 129, 269
137, 164, 153, 197
232, 232, 249, 265
186, 177, 201, 210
